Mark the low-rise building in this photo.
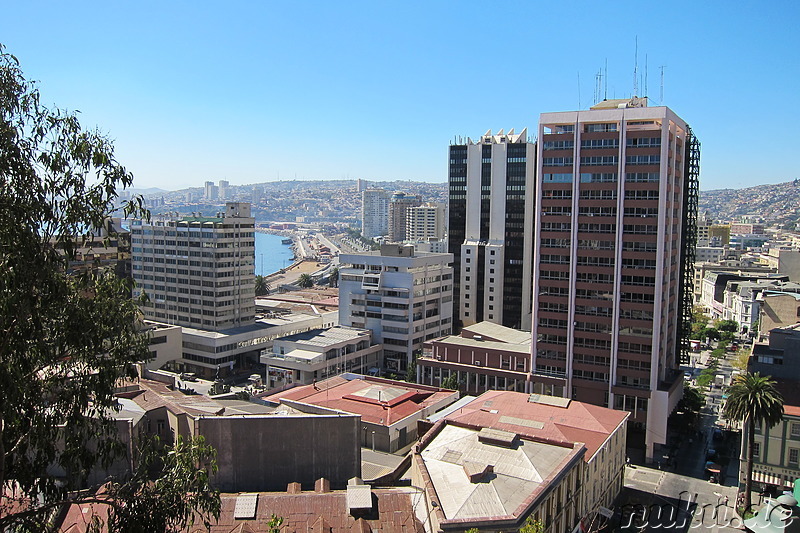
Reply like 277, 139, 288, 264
417, 321, 532, 394
746, 325, 800, 491
411, 391, 628, 532
260, 326, 382, 389
759, 292, 800, 336
58, 478, 426, 532
115, 378, 361, 492
262, 374, 459, 453
171, 310, 337, 379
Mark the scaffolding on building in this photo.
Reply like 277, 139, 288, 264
678, 126, 701, 364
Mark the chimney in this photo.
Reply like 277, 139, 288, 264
287, 482, 302, 494
315, 478, 331, 493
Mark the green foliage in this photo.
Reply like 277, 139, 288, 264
441, 373, 460, 391
406, 357, 417, 383
680, 383, 705, 412
100, 436, 220, 532
297, 273, 314, 288
720, 330, 736, 342
328, 266, 339, 288
716, 319, 739, 333
0, 46, 218, 531
519, 516, 545, 533
255, 274, 270, 296
733, 347, 751, 371
696, 373, 714, 389
268, 514, 284, 533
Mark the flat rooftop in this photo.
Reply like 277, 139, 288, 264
275, 325, 369, 348
462, 321, 531, 345
262, 375, 457, 425
440, 390, 628, 461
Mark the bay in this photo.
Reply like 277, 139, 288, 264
254, 232, 296, 276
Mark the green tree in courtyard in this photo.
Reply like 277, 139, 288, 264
723, 372, 784, 514
297, 273, 314, 288
0, 46, 219, 531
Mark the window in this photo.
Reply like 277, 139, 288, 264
490, 250, 496, 255
790, 448, 799, 465
753, 442, 760, 458
792, 423, 800, 438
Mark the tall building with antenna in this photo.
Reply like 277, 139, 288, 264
530, 98, 700, 460
447, 128, 536, 331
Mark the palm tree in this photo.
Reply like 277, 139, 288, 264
328, 266, 339, 288
297, 273, 314, 288
723, 372, 784, 513
255, 275, 270, 296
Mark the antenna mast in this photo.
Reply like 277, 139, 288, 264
633, 36, 639, 97
659, 65, 666, 104
604, 58, 608, 100
577, 72, 581, 109
644, 54, 648, 97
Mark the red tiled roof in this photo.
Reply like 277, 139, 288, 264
441, 390, 628, 460
263, 376, 456, 425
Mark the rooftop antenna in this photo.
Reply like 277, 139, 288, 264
604, 58, 608, 100
644, 54, 648, 97
577, 71, 581, 109
633, 36, 639, 97
659, 65, 666, 104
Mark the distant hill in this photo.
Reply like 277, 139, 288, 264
699, 180, 800, 225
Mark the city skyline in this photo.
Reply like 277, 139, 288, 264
2, 1, 798, 191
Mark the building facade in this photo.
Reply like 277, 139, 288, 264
338, 244, 454, 375
387, 192, 422, 242
406, 202, 446, 241
131, 202, 256, 332
448, 129, 536, 331
361, 188, 390, 239
531, 99, 699, 458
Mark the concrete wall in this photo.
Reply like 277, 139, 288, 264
198, 414, 360, 492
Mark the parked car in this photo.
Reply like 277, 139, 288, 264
180, 372, 198, 382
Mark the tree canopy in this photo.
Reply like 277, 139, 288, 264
0, 46, 218, 531
297, 272, 314, 288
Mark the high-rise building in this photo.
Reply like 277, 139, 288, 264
387, 192, 421, 242
218, 179, 230, 200
338, 244, 454, 375
406, 202, 446, 241
530, 98, 700, 459
204, 180, 218, 201
361, 188, 390, 239
131, 202, 256, 331
447, 129, 536, 331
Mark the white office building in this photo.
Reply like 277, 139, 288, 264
338, 244, 454, 375
132, 202, 256, 332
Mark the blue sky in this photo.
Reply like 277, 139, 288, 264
2, 1, 798, 191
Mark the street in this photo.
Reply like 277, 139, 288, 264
618, 347, 744, 532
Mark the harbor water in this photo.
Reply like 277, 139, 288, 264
254, 232, 296, 277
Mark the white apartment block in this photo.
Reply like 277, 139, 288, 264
361, 188, 390, 239
132, 202, 256, 332
338, 244, 454, 375
406, 202, 446, 241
